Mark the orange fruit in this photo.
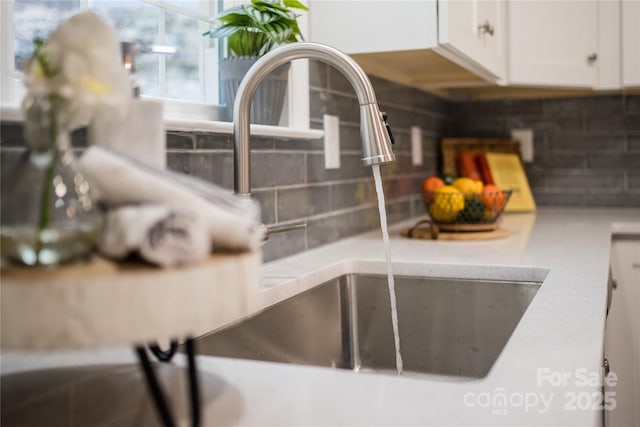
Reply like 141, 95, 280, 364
480, 184, 507, 213
422, 176, 445, 201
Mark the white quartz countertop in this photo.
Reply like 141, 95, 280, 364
2, 207, 639, 426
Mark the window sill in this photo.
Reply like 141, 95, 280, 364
1, 105, 324, 141
164, 117, 323, 140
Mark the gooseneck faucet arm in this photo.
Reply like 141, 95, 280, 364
233, 42, 395, 198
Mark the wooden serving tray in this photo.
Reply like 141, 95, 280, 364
1, 252, 261, 350
437, 222, 497, 232
401, 220, 510, 241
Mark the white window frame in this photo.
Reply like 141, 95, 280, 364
0, 0, 315, 136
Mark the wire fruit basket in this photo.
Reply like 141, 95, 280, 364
423, 189, 512, 231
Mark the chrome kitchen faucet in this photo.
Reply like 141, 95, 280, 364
232, 42, 396, 199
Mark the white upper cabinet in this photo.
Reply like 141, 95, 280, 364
308, 0, 626, 92
622, 0, 640, 87
596, 0, 622, 89
435, 0, 507, 82
508, 1, 598, 88
308, 1, 438, 55
308, 1, 503, 87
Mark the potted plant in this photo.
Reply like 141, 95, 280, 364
204, 0, 308, 125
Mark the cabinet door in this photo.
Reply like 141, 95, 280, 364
623, 0, 640, 87
308, 1, 438, 55
605, 238, 640, 427
508, 0, 597, 87
436, 0, 506, 82
595, 0, 622, 90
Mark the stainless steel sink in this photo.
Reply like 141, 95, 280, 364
194, 274, 540, 378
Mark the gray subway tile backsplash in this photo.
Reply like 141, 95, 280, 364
166, 151, 234, 189
383, 176, 427, 200
329, 180, 375, 211
628, 172, 640, 189
252, 189, 276, 225
623, 115, 640, 132
411, 196, 427, 217
166, 132, 195, 150
250, 151, 306, 189
262, 227, 308, 261
453, 94, 640, 210
625, 96, 640, 112
587, 153, 640, 170
385, 200, 414, 225
628, 134, 640, 151
527, 170, 626, 192
542, 133, 626, 152
2, 74, 638, 262
277, 185, 331, 223
306, 206, 380, 249
195, 133, 234, 150
543, 98, 589, 118
306, 152, 371, 183
327, 65, 356, 95
368, 76, 449, 113
331, 124, 364, 152
309, 90, 361, 124
274, 138, 324, 151
529, 192, 587, 207
531, 153, 587, 169
583, 192, 640, 208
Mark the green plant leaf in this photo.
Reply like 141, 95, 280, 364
252, 1, 297, 19
204, 23, 241, 39
241, 4, 279, 24
261, 21, 293, 43
208, 0, 307, 56
283, 0, 308, 11
287, 19, 304, 41
228, 28, 270, 56
252, 0, 286, 9
215, 6, 247, 21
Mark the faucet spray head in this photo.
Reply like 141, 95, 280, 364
360, 105, 396, 166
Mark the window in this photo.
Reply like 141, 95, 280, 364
4, 0, 219, 107
1, 0, 310, 129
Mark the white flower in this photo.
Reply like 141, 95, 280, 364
22, 11, 132, 130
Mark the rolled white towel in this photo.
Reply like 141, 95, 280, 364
79, 146, 262, 251
100, 205, 210, 267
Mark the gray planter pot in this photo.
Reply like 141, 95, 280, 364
219, 56, 290, 125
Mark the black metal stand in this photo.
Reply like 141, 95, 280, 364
135, 337, 201, 427
185, 338, 201, 427
149, 340, 179, 362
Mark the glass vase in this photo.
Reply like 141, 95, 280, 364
0, 98, 102, 266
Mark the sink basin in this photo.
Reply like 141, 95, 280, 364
194, 274, 540, 378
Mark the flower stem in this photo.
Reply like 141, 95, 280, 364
34, 98, 60, 256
